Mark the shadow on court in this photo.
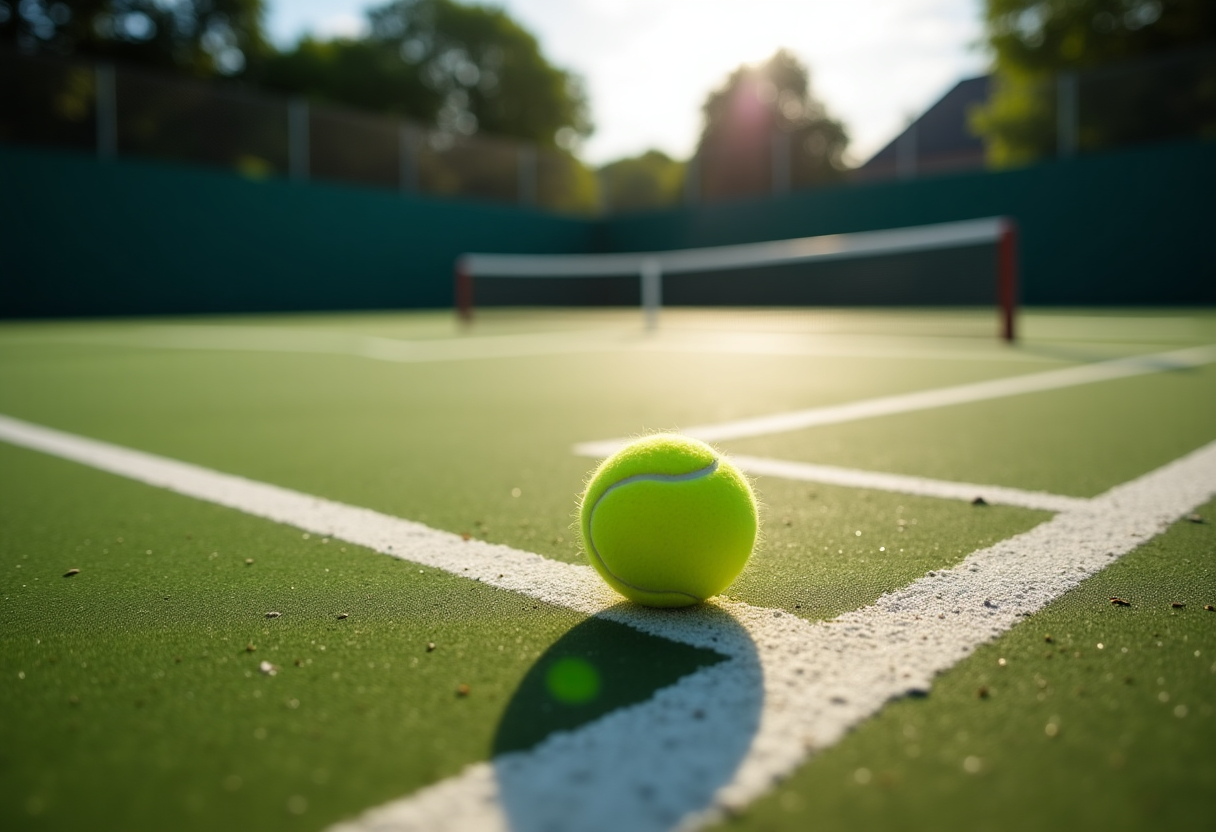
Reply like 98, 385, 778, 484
491, 603, 762, 832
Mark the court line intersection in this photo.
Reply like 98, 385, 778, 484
2, 413, 1214, 832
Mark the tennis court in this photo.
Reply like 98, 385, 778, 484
2, 306, 1214, 831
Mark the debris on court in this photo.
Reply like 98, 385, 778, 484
1110, 597, 1131, 606
245, 643, 256, 652
976, 686, 989, 699
259, 660, 278, 676
455, 684, 470, 697
971, 496, 988, 506
460, 532, 472, 541
1171, 602, 1185, 609
63, 568, 80, 577
1044, 634, 1054, 643
1186, 513, 1204, 523
265, 611, 281, 618
336, 612, 349, 620
1205, 605, 1215, 612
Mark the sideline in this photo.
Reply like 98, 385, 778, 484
2, 414, 1214, 832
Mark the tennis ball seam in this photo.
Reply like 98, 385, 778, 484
586, 458, 720, 602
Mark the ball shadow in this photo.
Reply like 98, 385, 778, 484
490, 603, 762, 832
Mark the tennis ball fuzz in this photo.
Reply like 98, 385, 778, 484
579, 434, 758, 608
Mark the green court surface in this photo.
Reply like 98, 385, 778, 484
1, 307, 1214, 831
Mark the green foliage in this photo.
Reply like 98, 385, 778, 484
253, 0, 590, 148
983, 0, 1215, 71
973, 0, 1216, 165
696, 50, 849, 200
597, 150, 685, 214
536, 150, 601, 214
0, 0, 269, 78
252, 36, 436, 117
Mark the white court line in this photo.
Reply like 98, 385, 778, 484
572, 445, 1087, 513
0, 325, 1074, 364
2, 414, 1215, 832
575, 344, 1216, 454
728, 455, 1088, 513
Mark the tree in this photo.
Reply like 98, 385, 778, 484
598, 150, 685, 214
972, 0, 1216, 165
694, 50, 848, 202
253, 0, 591, 148
0, 0, 269, 77
252, 36, 436, 117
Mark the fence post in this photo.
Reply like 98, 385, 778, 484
771, 130, 791, 196
641, 258, 662, 332
896, 118, 917, 180
95, 63, 117, 161
517, 146, 537, 206
683, 154, 700, 204
1057, 71, 1078, 158
288, 97, 309, 181
399, 124, 419, 194
998, 217, 1019, 343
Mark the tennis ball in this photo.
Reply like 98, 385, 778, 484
579, 434, 758, 608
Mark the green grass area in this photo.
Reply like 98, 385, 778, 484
1, 308, 1214, 831
0, 444, 720, 831
720, 498, 1216, 832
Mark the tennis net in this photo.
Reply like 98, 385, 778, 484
456, 217, 1019, 341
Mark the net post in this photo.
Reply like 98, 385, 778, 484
640, 258, 661, 331
455, 257, 474, 325
998, 217, 1019, 343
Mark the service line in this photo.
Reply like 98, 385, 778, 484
2, 414, 1215, 832
575, 344, 1216, 454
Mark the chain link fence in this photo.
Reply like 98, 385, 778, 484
2, 48, 1213, 212
0, 50, 597, 214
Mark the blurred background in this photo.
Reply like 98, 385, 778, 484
1, 1, 1213, 319
3, 0, 1212, 214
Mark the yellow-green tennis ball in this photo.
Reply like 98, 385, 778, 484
579, 434, 758, 608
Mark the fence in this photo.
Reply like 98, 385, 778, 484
1, 48, 1214, 213
983, 47, 1216, 165
0, 50, 596, 214
692, 48, 1216, 199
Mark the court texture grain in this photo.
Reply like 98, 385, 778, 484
1, 308, 1214, 832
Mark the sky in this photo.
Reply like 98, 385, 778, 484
266, 0, 991, 167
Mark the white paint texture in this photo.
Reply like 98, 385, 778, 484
3, 413, 1215, 832
728, 455, 1088, 512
